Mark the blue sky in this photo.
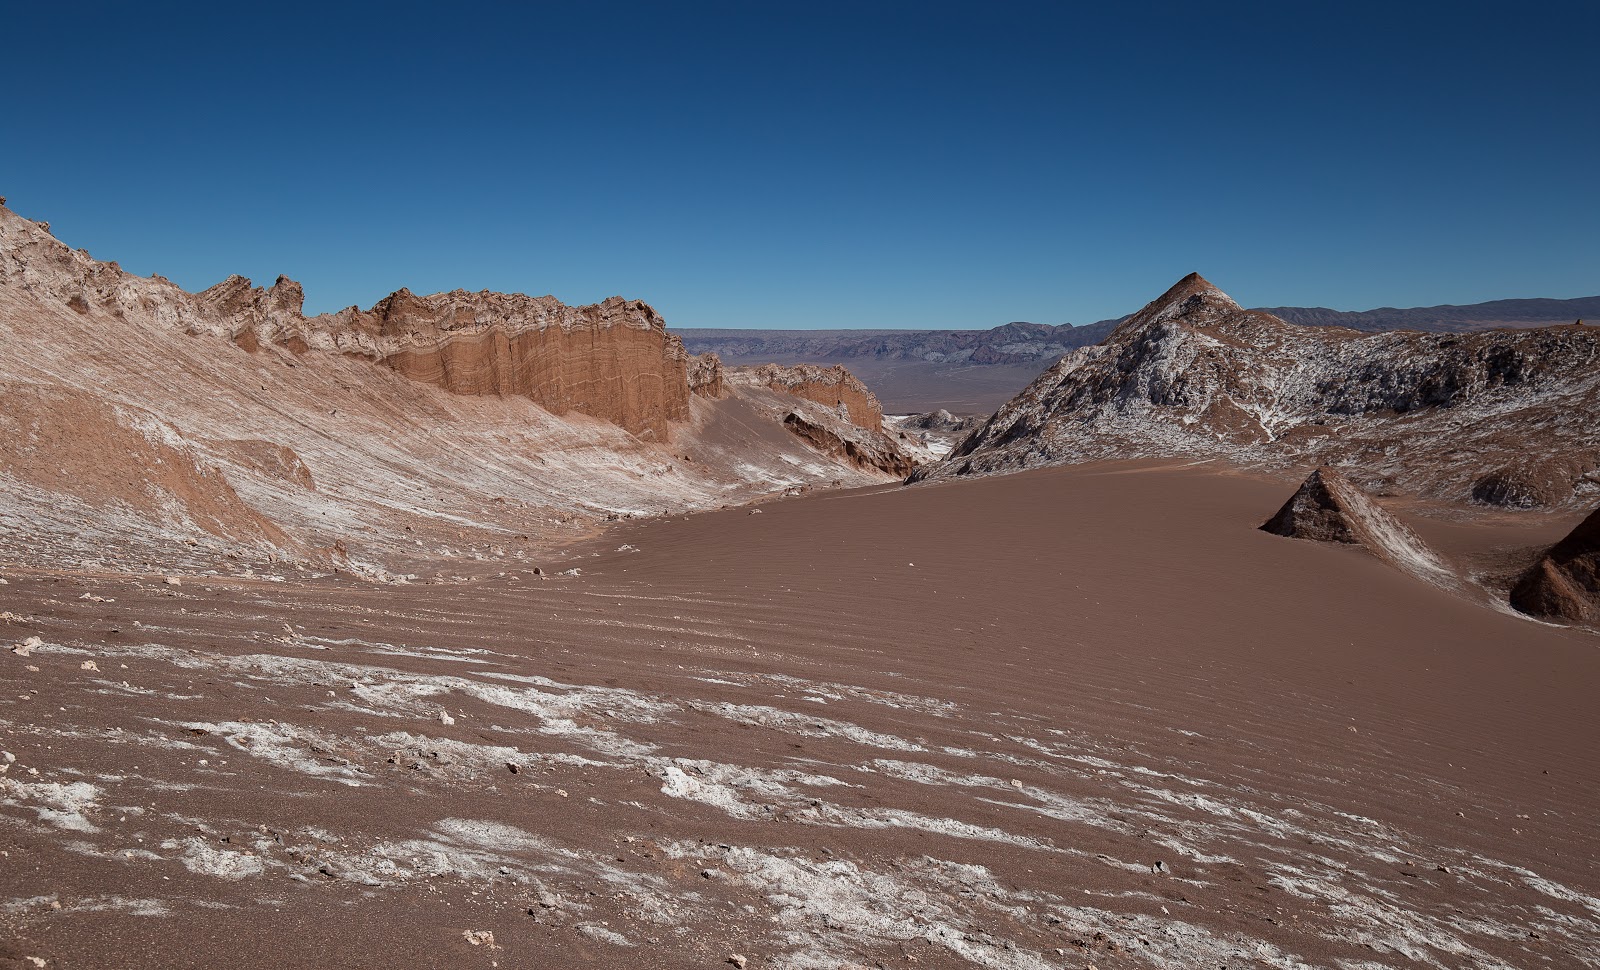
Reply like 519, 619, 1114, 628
3, 2, 1595, 329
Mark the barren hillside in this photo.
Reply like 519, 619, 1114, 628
0, 203, 910, 579
917, 274, 1600, 510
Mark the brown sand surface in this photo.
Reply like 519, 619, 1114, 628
1, 460, 1597, 969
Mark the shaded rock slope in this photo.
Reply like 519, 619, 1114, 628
0, 203, 909, 576
1262, 467, 1454, 588
1510, 506, 1600, 624
917, 274, 1600, 509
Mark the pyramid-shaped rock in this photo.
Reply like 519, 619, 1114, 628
1261, 468, 1452, 581
1510, 506, 1600, 623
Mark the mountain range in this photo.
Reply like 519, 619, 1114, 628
678, 293, 1598, 412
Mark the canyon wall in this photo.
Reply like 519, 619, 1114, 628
0, 201, 905, 574
728, 363, 886, 429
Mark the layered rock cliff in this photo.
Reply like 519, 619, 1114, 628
728, 364, 886, 429
195, 279, 694, 439
2, 206, 697, 441
915, 274, 1600, 509
0, 202, 904, 574
687, 352, 726, 398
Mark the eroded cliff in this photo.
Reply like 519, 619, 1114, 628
0, 202, 903, 575
728, 363, 886, 429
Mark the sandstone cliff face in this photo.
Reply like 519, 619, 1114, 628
728, 364, 886, 429
2, 206, 697, 440
1510, 507, 1600, 623
322, 289, 688, 439
916, 274, 1600, 509
687, 352, 726, 399
199, 279, 694, 439
0, 202, 901, 573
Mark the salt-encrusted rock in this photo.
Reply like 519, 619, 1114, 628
915, 273, 1600, 509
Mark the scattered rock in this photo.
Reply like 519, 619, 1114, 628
461, 929, 497, 948
12, 637, 42, 657
728, 955, 748, 969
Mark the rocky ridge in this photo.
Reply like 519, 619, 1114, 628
727, 363, 887, 429
916, 274, 1600, 510
0, 203, 906, 575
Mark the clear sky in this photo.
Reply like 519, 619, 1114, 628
4, 2, 1596, 329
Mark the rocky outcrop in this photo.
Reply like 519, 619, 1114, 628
915, 274, 1600, 509
728, 364, 886, 429
904, 409, 986, 435
1, 204, 697, 440
781, 410, 915, 478
687, 352, 726, 398
1510, 507, 1600, 623
0, 200, 907, 573
1261, 468, 1452, 584
339, 290, 690, 440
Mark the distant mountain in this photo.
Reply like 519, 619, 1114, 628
675, 320, 1119, 368
677, 293, 1598, 366
676, 292, 1597, 415
1265, 295, 1600, 332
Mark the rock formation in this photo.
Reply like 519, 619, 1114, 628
687, 352, 726, 398
915, 273, 1600, 509
1510, 507, 1600, 623
729, 364, 886, 429
2, 206, 696, 440
781, 410, 915, 478
327, 290, 691, 439
196, 278, 694, 440
1261, 468, 1452, 584
0, 200, 907, 573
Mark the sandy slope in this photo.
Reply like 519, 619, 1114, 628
2, 461, 1595, 969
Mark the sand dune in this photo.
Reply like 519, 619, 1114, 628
2, 461, 1595, 968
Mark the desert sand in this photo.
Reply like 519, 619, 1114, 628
3, 460, 1596, 969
